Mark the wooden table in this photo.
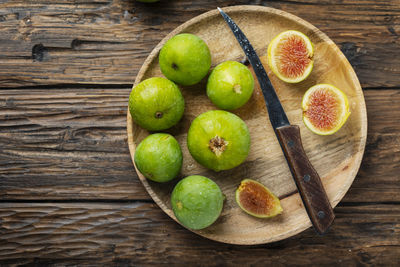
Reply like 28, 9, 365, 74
0, 1, 399, 265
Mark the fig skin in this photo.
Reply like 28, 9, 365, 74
134, 133, 183, 183
236, 179, 283, 218
187, 110, 251, 172
207, 61, 254, 110
171, 175, 224, 230
159, 33, 211, 86
129, 77, 184, 131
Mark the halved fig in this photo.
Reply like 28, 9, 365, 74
302, 84, 351, 135
267, 30, 314, 83
235, 179, 283, 218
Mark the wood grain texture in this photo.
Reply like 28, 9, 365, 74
0, 0, 398, 263
127, 6, 367, 244
0, 202, 399, 266
1, 89, 399, 202
0, 0, 399, 88
276, 125, 335, 234
0, 88, 146, 200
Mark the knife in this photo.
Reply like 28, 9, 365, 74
218, 7, 334, 234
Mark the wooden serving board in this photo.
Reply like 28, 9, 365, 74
127, 5, 367, 245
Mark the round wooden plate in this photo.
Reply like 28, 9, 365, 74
127, 5, 367, 245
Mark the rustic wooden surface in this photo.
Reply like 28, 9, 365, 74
127, 6, 367, 245
0, 0, 399, 265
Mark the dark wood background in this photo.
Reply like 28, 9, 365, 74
0, 0, 399, 266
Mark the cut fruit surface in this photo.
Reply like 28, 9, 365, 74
235, 179, 283, 218
302, 84, 351, 135
267, 30, 314, 83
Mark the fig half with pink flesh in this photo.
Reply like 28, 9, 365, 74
267, 30, 314, 83
302, 84, 351, 135
236, 179, 283, 218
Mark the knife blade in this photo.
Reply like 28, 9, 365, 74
218, 7, 335, 234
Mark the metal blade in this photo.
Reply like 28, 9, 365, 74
218, 7, 290, 129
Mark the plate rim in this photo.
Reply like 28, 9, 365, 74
126, 5, 368, 245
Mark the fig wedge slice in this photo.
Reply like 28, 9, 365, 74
236, 179, 283, 218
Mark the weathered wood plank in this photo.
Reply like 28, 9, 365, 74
0, 202, 398, 265
0, 0, 399, 88
343, 89, 400, 203
0, 89, 399, 202
0, 88, 146, 200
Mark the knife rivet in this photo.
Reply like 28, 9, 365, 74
318, 211, 325, 219
288, 140, 294, 148
303, 174, 311, 182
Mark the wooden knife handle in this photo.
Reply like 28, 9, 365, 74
276, 125, 335, 234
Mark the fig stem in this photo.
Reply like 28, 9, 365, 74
208, 136, 228, 157
155, 111, 163, 119
233, 84, 242, 94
